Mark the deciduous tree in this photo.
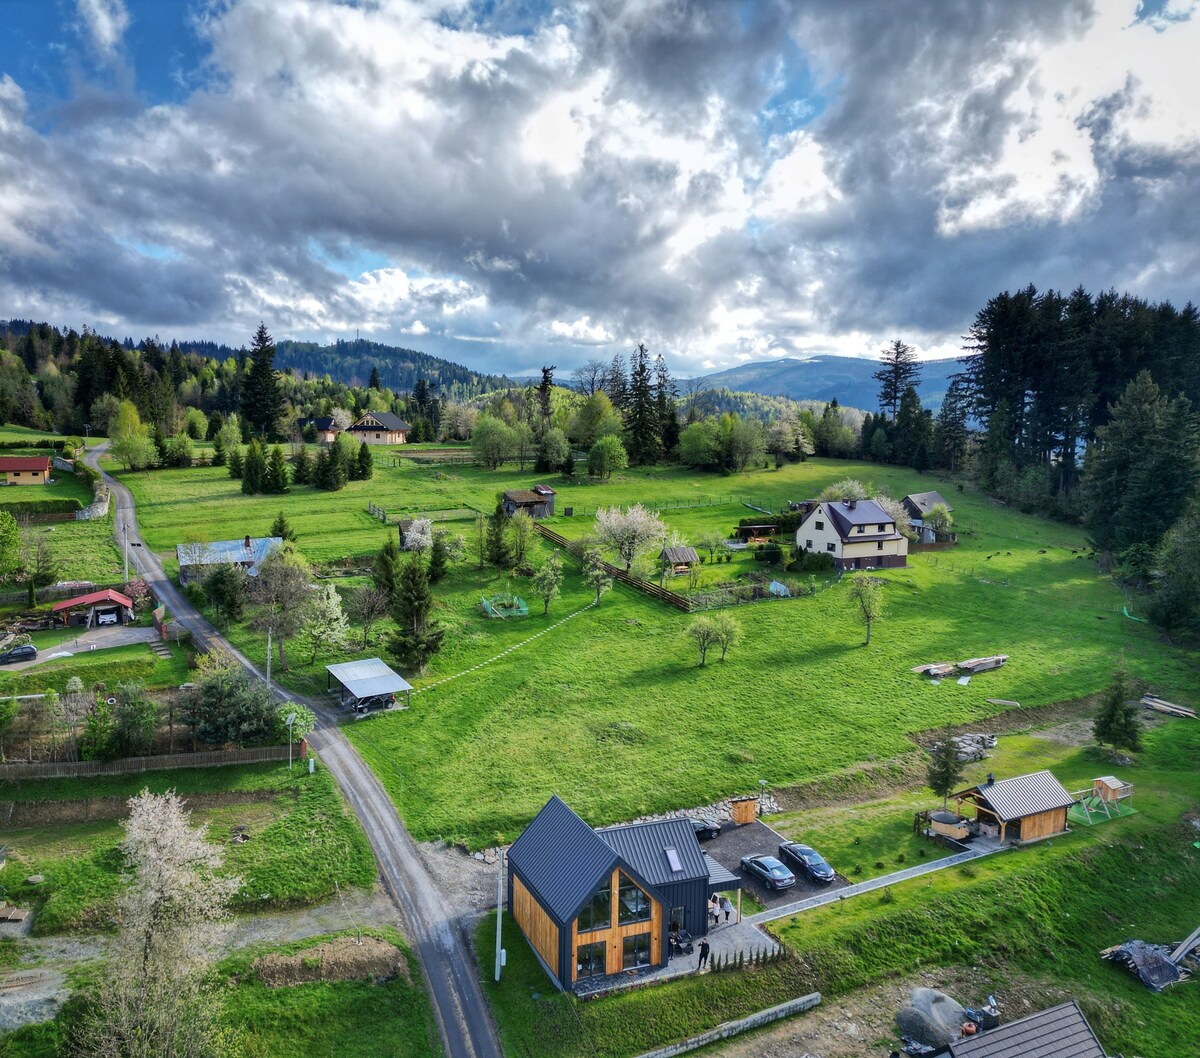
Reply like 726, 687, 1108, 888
349, 585, 390, 648
532, 551, 563, 614
588, 434, 629, 479
297, 583, 350, 665
848, 574, 883, 645
248, 545, 313, 671
686, 616, 720, 667
594, 504, 666, 571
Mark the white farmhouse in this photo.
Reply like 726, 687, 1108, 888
795, 498, 908, 571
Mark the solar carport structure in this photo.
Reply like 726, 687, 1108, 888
325, 658, 412, 712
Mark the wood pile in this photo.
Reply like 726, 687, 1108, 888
1140, 695, 1196, 719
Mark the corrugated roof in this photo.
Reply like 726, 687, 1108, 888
504, 489, 548, 504
904, 491, 954, 514
958, 770, 1076, 821
350, 412, 411, 432
507, 796, 618, 925
0, 456, 51, 472
595, 818, 708, 886
51, 588, 133, 612
659, 546, 700, 565
325, 658, 412, 698
175, 537, 282, 575
949, 1001, 1107, 1058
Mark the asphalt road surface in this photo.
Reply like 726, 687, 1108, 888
84, 444, 502, 1058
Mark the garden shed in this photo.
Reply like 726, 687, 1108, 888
0, 455, 51, 485
51, 588, 135, 627
951, 770, 1075, 844
945, 1000, 1107, 1057
326, 658, 412, 712
659, 546, 700, 575
502, 485, 556, 519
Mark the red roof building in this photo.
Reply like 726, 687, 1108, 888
0, 456, 51, 485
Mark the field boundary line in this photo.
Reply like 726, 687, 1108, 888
415, 599, 598, 694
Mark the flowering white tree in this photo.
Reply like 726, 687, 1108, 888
594, 504, 667, 572
298, 583, 351, 664
72, 790, 241, 1058
403, 517, 434, 553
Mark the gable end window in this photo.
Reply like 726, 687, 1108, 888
815, 520, 824, 531
617, 872, 653, 923
878, 524, 886, 532
826, 542, 836, 552
577, 878, 612, 933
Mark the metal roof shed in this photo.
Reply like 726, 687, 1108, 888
325, 658, 412, 710
947, 1000, 1107, 1058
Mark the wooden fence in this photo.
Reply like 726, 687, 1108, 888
534, 524, 693, 612
0, 743, 296, 781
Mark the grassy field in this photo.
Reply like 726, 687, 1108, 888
0, 641, 191, 697
113, 455, 1199, 847
219, 928, 441, 1058
0, 474, 91, 509
768, 719, 1200, 1058
0, 762, 376, 934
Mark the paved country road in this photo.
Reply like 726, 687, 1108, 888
84, 444, 502, 1058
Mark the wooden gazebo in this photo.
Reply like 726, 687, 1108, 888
951, 770, 1075, 845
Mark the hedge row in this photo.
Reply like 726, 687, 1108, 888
0, 439, 65, 451
0, 497, 83, 515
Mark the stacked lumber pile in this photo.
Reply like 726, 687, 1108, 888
1140, 695, 1196, 719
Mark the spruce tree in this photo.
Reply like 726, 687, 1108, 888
211, 432, 226, 467
536, 365, 555, 440
654, 354, 678, 456
1093, 667, 1142, 753
240, 323, 284, 439
428, 531, 448, 584
934, 376, 970, 473
625, 343, 660, 465
373, 532, 403, 608
872, 339, 921, 420
228, 445, 244, 479
292, 446, 311, 485
606, 352, 629, 415
265, 445, 290, 494
926, 732, 966, 809
486, 501, 513, 568
312, 448, 329, 490
269, 512, 297, 543
357, 441, 374, 480
388, 554, 444, 672
368, 365, 382, 390
242, 439, 265, 495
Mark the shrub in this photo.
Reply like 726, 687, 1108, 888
896, 852, 906, 863
874, 860, 886, 869
853, 864, 863, 875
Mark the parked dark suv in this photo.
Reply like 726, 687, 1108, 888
0, 643, 36, 665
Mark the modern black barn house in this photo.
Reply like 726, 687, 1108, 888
507, 796, 740, 990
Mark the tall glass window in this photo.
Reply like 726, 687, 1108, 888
617, 873, 652, 924
622, 932, 652, 968
577, 878, 612, 933
577, 940, 606, 979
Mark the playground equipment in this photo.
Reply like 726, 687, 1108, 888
481, 593, 529, 619
1071, 776, 1135, 823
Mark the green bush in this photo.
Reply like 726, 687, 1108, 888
0, 497, 82, 515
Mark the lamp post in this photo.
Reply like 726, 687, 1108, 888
758, 779, 769, 812
123, 521, 128, 582
285, 712, 297, 770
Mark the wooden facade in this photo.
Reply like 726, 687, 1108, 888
569, 868, 662, 983
512, 874, 560, 975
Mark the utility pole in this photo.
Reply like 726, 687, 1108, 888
123, 520, 129, 582
494, 849, 505, 982
285, 712, 296, 770
266, 627, 272, 686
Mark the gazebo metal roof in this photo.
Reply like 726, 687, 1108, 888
325, 658, 413, 700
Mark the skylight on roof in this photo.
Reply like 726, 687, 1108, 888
664, 847, 683, 872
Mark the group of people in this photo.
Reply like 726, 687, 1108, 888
708, 893, 734, 927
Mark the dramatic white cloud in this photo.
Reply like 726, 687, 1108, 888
0, 0, 1196, 376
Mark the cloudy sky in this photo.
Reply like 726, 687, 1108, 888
1, 0, 1197, 377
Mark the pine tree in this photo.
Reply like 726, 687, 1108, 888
606, 352, 629, 415
536, 365, 555, 440
388, 554, 444, 672
211, 432, 226, 467
240, 323, 284, 439
1093, 667, 1142, 752
269, 512, 297, 543
625, 343, 660, 465
934, 376, 971, 473
654, 354, 679, 455
872, 339, 921, 420
241, 439, 266, 495
373, 532, 403, 607
356, 441, 374, 480
228, 445, 244, 480
265, 445, 290, 494
368, 365, 382, 390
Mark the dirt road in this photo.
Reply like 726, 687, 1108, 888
84, 445, 501, 1058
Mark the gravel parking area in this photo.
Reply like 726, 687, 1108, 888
702, 819, 848, 909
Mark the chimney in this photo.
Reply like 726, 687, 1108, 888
244, 535, 252, 551
986, 772, 994, 786
848, 499, 857, 510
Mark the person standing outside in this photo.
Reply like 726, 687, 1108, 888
697, 937, 710, 972
722, 896, 733, 923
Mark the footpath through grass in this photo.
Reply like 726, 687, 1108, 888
0, 762, 376, 934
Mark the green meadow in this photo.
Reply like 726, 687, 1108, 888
107, 454, 1198, 846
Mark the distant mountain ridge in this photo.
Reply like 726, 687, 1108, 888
688, 355, 964, 410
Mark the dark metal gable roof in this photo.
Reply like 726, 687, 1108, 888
903, 490, 953, 515
825, 498, 894, 534
595, 818, 708, 887
949, 1001, 1107, 1058
507, 796, 618, 925
351, 412, 411, 431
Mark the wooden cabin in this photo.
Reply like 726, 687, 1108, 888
502, 485, 556, 519
348, 412, 410, 445
507, 796, 740, 991
951, 770, 1075, 844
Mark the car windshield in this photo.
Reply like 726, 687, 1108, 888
758, 858, 787, 874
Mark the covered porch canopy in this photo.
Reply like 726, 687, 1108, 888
326, 658, 413, 711
705, 854, 745, 922
51, 588, 134, 627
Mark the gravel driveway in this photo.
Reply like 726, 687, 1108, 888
702, 819, 848, 908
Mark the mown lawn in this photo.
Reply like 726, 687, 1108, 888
219, 928, 441, 1058
769, 719, 1200, 1058
114, 457, 1199, 849
0, 762, 376, 934
0, 642, 191, 697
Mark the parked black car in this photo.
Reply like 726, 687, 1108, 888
0, 643, 36, 665
690, 817, 721, 841
739, 854, 795, 890
778, 841, 836, 883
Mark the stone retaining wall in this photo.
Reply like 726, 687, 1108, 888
631, 992, 821, 1058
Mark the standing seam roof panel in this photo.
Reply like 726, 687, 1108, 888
948, 1001, 1107, 1058
595, 818, 709, 887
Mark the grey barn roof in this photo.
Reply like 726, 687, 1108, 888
957, 770, 1075, 821
820, 499, 902, 542
596, 817, 708, 887
903, 490, 954, 515
507, 796, 618, 925
948, 1000, 1107, 1058
659, 546, 700, 565
325, 658, 413, 699
175, 536, 282, 576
